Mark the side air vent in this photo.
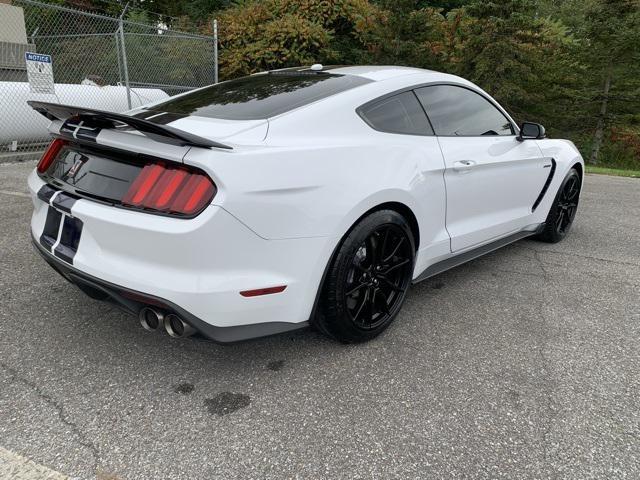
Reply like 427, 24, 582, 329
532, 158, 556, 212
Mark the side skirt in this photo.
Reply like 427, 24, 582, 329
412, 226, 543, 284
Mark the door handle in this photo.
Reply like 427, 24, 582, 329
453, 160, 476, 171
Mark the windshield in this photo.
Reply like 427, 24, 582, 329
145, 72, 372, 120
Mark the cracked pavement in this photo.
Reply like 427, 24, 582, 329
0, 161, 639, 479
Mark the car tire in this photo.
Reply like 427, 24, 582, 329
314, 209, 415, 343
536, 168, 581, 243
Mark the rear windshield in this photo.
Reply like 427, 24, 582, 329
146, 72, 372, 120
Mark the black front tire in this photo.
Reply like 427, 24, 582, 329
536, 167, 581, 243
314, 210, 415, 343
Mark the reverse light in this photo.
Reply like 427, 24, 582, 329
37, 138, 67, 173
122, 163, 216, 216
240, 286, 287, 297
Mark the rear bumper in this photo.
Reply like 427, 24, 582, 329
28, 170, 335, 341
32, 236, 307, 342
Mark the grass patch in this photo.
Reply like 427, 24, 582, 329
586, 165, 640, 178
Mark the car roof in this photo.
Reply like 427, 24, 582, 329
270, 65, 447, 82
328, 65, 437, 82
261, 65, 518, 138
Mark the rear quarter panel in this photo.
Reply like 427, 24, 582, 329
183, 98, 449, 250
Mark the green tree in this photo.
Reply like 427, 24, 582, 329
371, 0, 579, 136
580, 0, 640, 164
371, 1, 459, 70
214, 0, 383, 78
455, 1, 575, 124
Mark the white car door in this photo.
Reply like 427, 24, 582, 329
415, 84, 549, 252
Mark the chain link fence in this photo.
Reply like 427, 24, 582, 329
0, 0, 218, 162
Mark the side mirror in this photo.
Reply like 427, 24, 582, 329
517, 122, 546, 141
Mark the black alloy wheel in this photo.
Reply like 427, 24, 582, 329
537, 168, 581, 243
345, 224, 413, 330
315, 210, 415, 342
555, 173, 580, 235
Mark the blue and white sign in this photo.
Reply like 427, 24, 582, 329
25, 52, 55, 95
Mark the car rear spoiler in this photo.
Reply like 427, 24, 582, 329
28, 101, 232, 150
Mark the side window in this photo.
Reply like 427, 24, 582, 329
414, 85, 514, 136
358, 91, 433, 136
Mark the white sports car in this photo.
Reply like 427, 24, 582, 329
28, 65, 583, 343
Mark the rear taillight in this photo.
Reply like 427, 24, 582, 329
122, 163, 216, 216
37, 138, 67, 173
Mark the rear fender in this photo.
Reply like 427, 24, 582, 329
183, 141, 443, 241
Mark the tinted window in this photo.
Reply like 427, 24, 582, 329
415, 85, 513, 136
359, 91, 433, 135
146, 72, 372, 120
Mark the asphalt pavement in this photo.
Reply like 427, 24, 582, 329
0, 161, 638, 479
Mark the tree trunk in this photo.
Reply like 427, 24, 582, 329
590, 63, 613, 165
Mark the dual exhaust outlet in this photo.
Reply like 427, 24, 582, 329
139, 307, 196, 338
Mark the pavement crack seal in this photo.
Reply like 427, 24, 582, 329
0, 360, 100, 476
522, 246, 560, 472
532, 284, 560, 475
532, 249, 550, 280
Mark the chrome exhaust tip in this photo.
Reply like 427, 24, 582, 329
139, 307, 164, 331
163, 313, 196, 338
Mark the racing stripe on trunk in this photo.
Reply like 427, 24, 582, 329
37, 184, 58, 203
52, 191, 78, 214
37, 185, 82, 264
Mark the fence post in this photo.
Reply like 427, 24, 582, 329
118, 4, 132, 109
115, 31, 123, 85
213, 19, 218, 84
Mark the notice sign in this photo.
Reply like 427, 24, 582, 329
25, 52, 55, 95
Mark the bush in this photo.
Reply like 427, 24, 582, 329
215, 0, 383, 79
600, 128, 640, 170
